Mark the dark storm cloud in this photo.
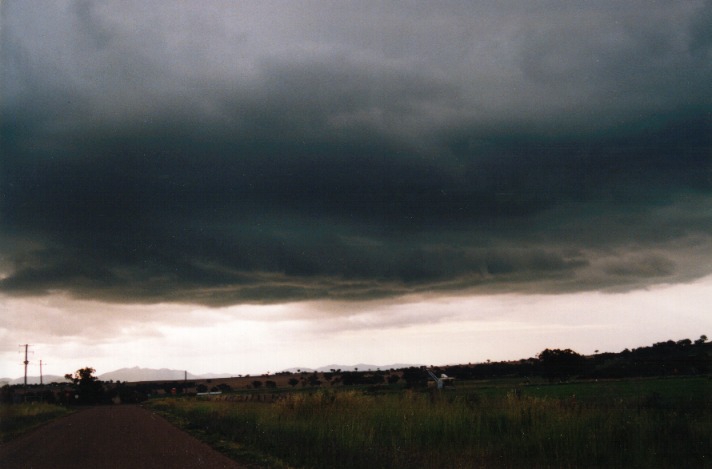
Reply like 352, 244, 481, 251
1, 1, 711, 305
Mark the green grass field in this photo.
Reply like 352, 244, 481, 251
0, 402, 73, 442
149, 376, 712, 468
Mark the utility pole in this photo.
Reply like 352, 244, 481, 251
19, 344, 34, 402
19, 344, 33, 387
40, 359, 47, 385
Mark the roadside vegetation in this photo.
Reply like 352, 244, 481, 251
149, 377, 712, 468
3, 336, 710, 466
0, 402, 72, 442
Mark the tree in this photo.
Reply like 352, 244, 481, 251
288, 378, 299, 387
217, 383, 232, 393
308, 372, 321, 387
537, 349, 587, 382
400, 367, 428, 388
65, 367, 105, 404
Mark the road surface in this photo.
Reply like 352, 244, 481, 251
0, 405, 244, 468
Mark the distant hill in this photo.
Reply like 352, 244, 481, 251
282, 363, 421, 373
3, 375, 69, 385
98, 367, 233, 383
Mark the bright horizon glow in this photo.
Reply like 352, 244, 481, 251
3, 274, 711, 379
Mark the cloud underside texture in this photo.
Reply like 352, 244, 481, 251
1, 1, 711, 306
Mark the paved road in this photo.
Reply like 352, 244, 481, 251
0, 405, 244, 468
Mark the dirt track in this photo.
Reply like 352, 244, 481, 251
0, 405, 244, 468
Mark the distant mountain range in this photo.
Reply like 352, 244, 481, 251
282, 363, 420, 373
0, 375, 69, 386
1, 364, 422, 385
97, 367, 232, 383
0, 368, 230, 385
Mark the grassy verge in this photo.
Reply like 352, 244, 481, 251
0, 403, 73, 442
149, 401, 293, 469
149, 377, 712, 468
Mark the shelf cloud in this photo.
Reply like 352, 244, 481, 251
2, 0, 711, 307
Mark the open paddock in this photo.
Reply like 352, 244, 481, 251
149, 376, 712, 468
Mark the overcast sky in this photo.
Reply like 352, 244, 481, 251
2, 1, 711, 378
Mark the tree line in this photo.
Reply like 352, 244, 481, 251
435, 335, 710, 383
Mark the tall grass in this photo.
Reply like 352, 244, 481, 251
150, 380, 712, 468
0, 402, 72, 442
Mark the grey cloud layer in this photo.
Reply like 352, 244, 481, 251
2, 1, 711, 305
